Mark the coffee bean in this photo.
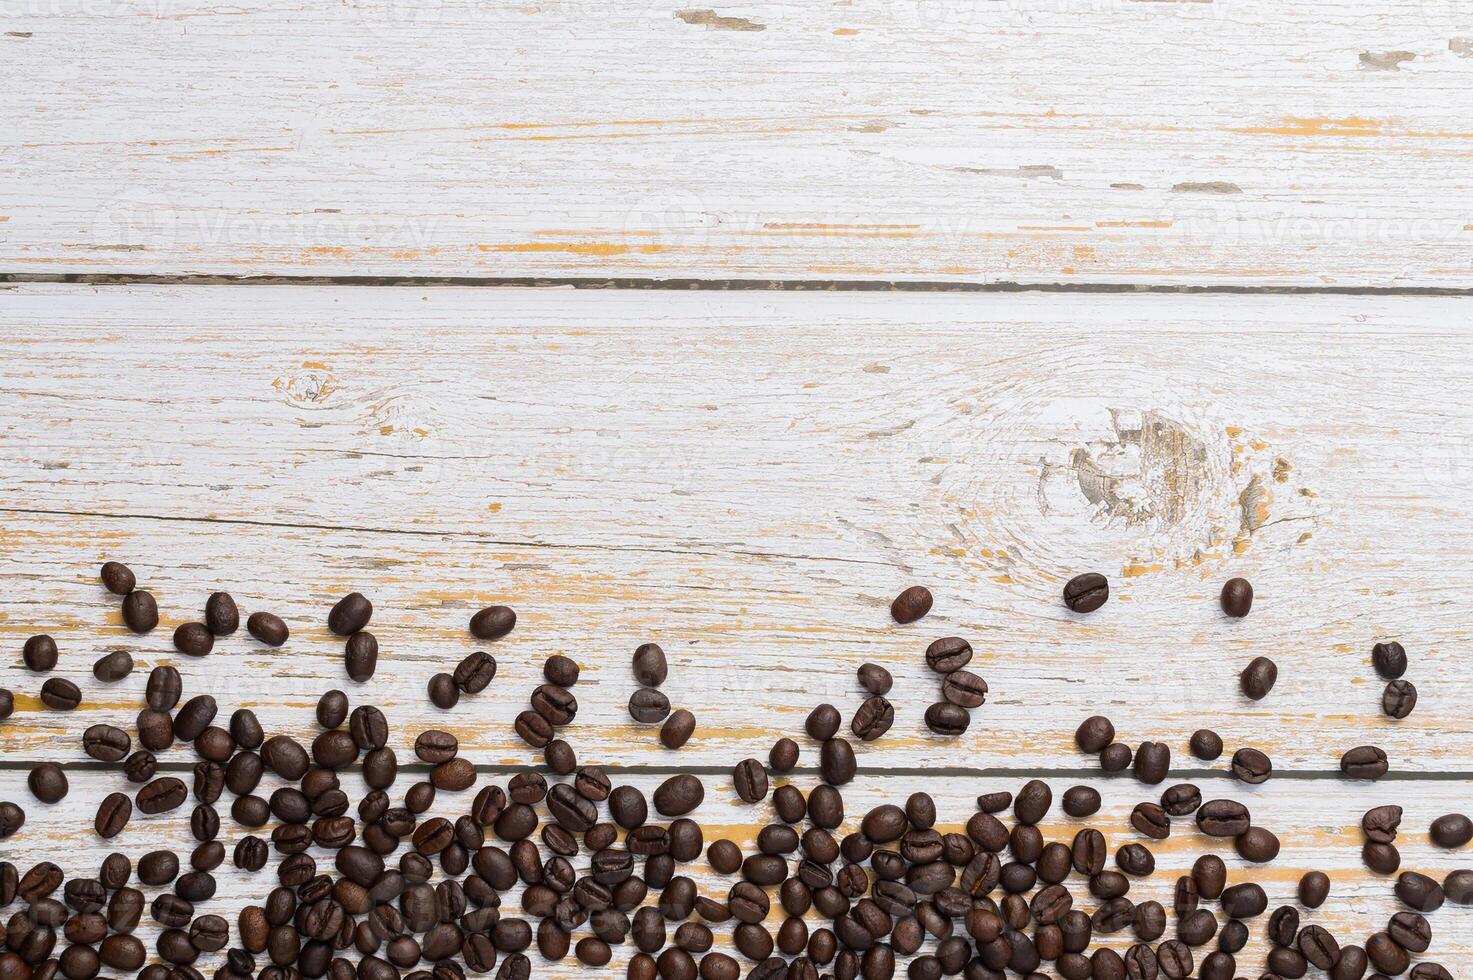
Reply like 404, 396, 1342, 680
1239, 656, 1277, 700
1341, 745, 1389, 780
1133, 742, 1170, 784
624, 642, 670, 688
173, 622, 213, 657
197, 591, 238, 636
1062, 786, 1100, 817
1431, 812, 1473, 848
82, 723, 131, 762
629, 687, 671, 723
1220, 882, 1267, 919
1387, 911, 1431, 952
1076, 716, 1115, 753
732, 760, 768, 803
1230, 747, 1272, 784
122, 590, 159, 633
1160, 783, 1201, 816
1219, 577, 1253, 617
122, 750, 156, 783
1366, 932, 1409, 976
1363, 841, 1401, 874
820, 738, 857, 785
856, 662, 893, 695
1444, 869, 1473, 904
1100, 742, 1133, 772
654, 708, 696, 749
100, 561, 136, 595
924, 701, 970, 735
1130, 803, 1169, 840
40, 677, 81, 710
1063, 573, 1108, 613
1396, 871, 1445, 911
0, 688, 11, 721
94, 793, 131, 838
427, 672, 458, 709
1362, 804, 1403, 843
851, 696, 894, 741
175, 695, 218, 741
137, 776, 187, 814
246, 612, 289, 646
941, 670, 987, 708
344, 632, 379, 682
1298, 870, 1330, 908
1382, 680, 1417, 719
1116, 843, 1154, 876
1197, 800, 1250, 837
531, 684, 577, 726
1330, 946, 1367, 980
454, 651, 497, 693
513, 710, 552, 747
767, 737, 799, 773
1410, 965, 1453, 980
468, 605, 515, 641
924, 638, 973, 675
654, 774, 704, 816
1235, 826, 1280, 863
1372, 640, 1408, 679
27, 764, 67, 804
891, 586, 933, 623
324, 592, 371, 636
90, 649, 133, 682
1187, 730, 1222, 762
22, 634, 58, 671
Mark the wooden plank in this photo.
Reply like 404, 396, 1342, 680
4, 2, 1473, 285
0, 285, 1470, 774
1, 770, 1469, 974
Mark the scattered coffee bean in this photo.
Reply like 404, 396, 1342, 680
857, 662, 893, 695
1382, 679, 1417, 719
1230, 747, 1272, 784
100, 560, 136, 595
427, 672, 459, 709
94, 792, 131, 838
22, 634, 58, 671
92, 649, 133, 682
940, 670, 987, 708
1430, 812, 1473, 848
246, 611, 289, 646
203, 591, 238, 635
1100, 742, 1133, 773
1239, 656, 1277, 700
769, 738, 799, 772
660, 708, 697, 749
1075, 715, 1115, 753
121, 589, 159, 633
40, 677, 81, 710
454, 650, 497, 693
1062, 786, 1101, 817
344, 631, 379, 681
1219, 577, 1253, 617
1298, 870, 1330, 908
850, 696, 894, 741
1188, 729, 1223, 761
629, 687, 671, 723
469, 604, 516, 640
173, 621, 214, 657
1341, 745, 1389, 780
1372, 640, 1408, 679
924, 636, 972, 673
890, 585, 933, 623
653, 774, 704, 816
732, 760, 768, 803
1063, 572, 1109, 613
1133, 742, 1170, 784
924, 701, 970, 736
27, 763, 67, 804
1396, 871, 1445, 911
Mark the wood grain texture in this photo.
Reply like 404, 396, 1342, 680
2, 770, 1470, 973
6, 2, 1473, 285
1, 285, 1471, 775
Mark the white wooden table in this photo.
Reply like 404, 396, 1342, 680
3, 2, 1473, 975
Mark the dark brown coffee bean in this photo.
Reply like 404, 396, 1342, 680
82, 724, 131, 763
246, 612, 289, 646
857, 662, 893, 695
1298, 925, 1340, 970
122, 750, 156, 783
420, 672, 457, 709
1219, 577, 1252, 617
1239, 656, 1277, 700
654, 774, 704, 816
1386, 911, 1431, 953
1430, 812, 1473, 848
1156, 941, 1192, 980
1159, 783, 1200, 816
513, 710, 552, 747
922, 637, 971, 674
1220, 882, 1267, 918
100, 561, 136, 595
1192, 854, 1227, 899
891, 586, 933, 623
22, 634, 58, 672
924, 701, 970, 735
1235, 826, 1280, 863
1366, 932, 1409, 975
1188, 729, 1222, 760
850, 696, 894, 741
1061, 786, 1100, 817
629, 688, 671, 723
137, 776, 187, 814
660, 709, 696, 749
1372, 640, 1407, 679
1396, 871, 1444, 911
1196, 799, 1250, 837
1116, 843, 1155, 876
1100, 742, 1133, 772
413, 730, 458, 764
89, 649, 132, 682
122, 590, 158, 633
732, 760, 768, 803
1231, 747, 1272, 784
630, 642, 668, 686
173, 622, 213, 657
1133, 742, 1169, 784
941, 671, 987, 708
324, 592, 371, 636
1076, 716, 1115, 753
94, 793, 131, 838
1063, 573, 1108, 613
1362, 804, 1403, 843
344, 632, 379, 682
1363, 840, 1401, 874
1130, 803, 1169, 840
1382, 679, 1417, 719
196, 591, 238, 636
820, 738, 857, 785
1297, 870, 1329, 908
27, 763, 67, 804
1341, 745, 1389, 780
39, 677, 80, 710
468, 605, 515, 641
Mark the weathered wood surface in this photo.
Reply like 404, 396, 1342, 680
2, 769, 1471, 971
1, 285, 1470, 777
6, 2, 1473, 285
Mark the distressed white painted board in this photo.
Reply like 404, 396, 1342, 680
1, 285, 1471, 776
5, 2, 1473, 284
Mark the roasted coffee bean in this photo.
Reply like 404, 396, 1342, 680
1012, 780, 1051, 825
1116, 843, 1155, 876
137, 777, 187, 814
1341, 745, 1389, 780
92, 649, 133, 682
1188, 729, 1223, 760
1062, 786, 1101, 817
122, 750, 156, 783
1236, 826, 1281, 863
27, 764, 67, 804
1298, 870, 1330, 908
940, 671, 987, 708
413, 730, 458, 764
40, 677, 81, 710
94, 793, 131, 838
247, 612, 289, 646
23, 634, 59, 672
141, 664, 182, 711
731, 760, 768, 803
922, 637, 971, 675
1380, 678, 1417, 719
1362, 804, 1403, 843
1330, 945, 1368, 980
1430, 812, 1473, 848
174, 695, 217, 742
855, 662, 893, 696
629, 688, 671, 724
1410, 965, 1453, 980
137, 708, 173, 751
1240, 656, 1277, 700
851, 696, 895, 741
1372, 640, 1408, 679
198, 591, 238, 636
1100, 742, 1133, 772
1298, 925, 1340, 970
891, 586, 933, 623
513, 710, 552, 748
261, 735, 310, 781
1075, 716, 1115, 753
622, 641, 669, 688
347, 706, 388, 750
344, 632, 379, 682
1363, 841, 1401, 874
327, 592, 373, 636
1197, 800, 1250, 837
1159, 783, 1200, 816
799, 703, 838, 741
1192, 854, 1227, 899
531, 685, 577, 726
1387, 911, 1431, 953
122, 590, 159, 633
173, 622, 214, 657
660, 709, 696, 749
1231, 747, 1272, 784
1219, 577, 1253, 617
82, 723, 131, 763
924, 701, 970, 735
100, 560, 136, 595
1130, 803, 1170, 840
1396, 871, 1444, 911
466, 605, 515, 641
1133, 742, 1170, 784
1220, 882, 1267, 919
1062, 572, 1109, 613
1366, 932, 1410, 975
0, 688, 11, 722
654, 774, 704, 816
427, 672, 459, 709
1156, 941, 1192, 980
820, 738, 857, 785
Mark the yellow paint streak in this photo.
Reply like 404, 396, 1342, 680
1095, 220, 1172, 228
1122, 561, 1164, 578
476, 243, 668, 257
832, 28, 858, 35
1231, 115, 1473, 139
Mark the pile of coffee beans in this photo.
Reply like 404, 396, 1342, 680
0, 563, 1466, 980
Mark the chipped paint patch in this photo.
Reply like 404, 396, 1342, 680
1359, 51, 1415, 71
675, 9, 765, 30
1452, 38, 1473, 58
1171, 181, 1242, 195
